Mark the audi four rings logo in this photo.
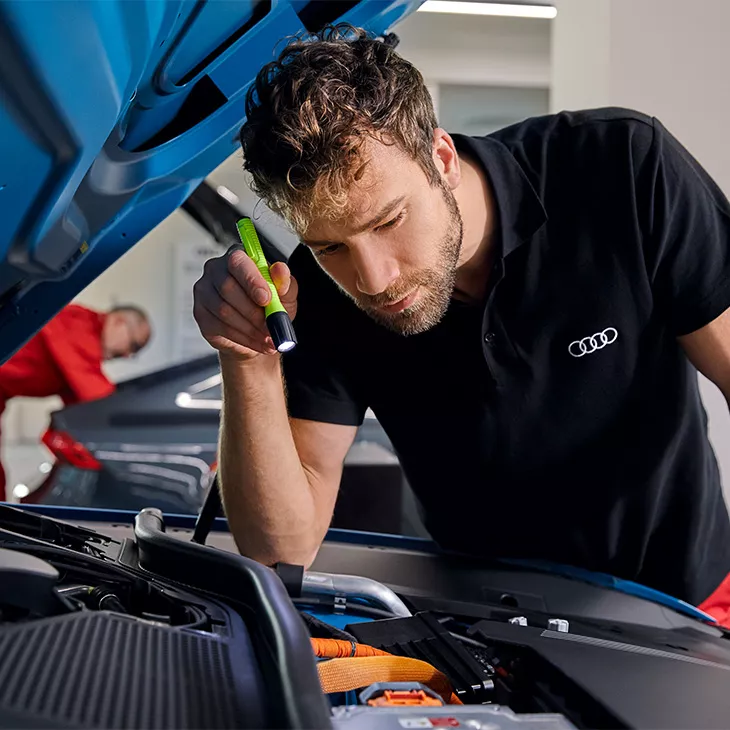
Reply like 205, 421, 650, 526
569, 327, 619, 357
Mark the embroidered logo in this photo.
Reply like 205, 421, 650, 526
568, 328, 618, 357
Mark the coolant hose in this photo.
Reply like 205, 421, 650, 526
302, 572, 411, 617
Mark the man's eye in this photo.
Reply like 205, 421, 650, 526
377, 211, 406, 231
314, 244, 342, 257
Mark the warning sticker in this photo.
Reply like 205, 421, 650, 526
429, 719, 460, 727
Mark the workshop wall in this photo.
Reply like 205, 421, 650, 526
552, 0, 730, 500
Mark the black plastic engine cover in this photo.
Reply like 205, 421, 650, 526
0, 610, 265, 729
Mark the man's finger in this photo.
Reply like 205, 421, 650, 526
271, 262, 298, 306
270, 262, 290, 295
214, 273, 269, 337
227, 249, 271, 306
196, 303, 273, 354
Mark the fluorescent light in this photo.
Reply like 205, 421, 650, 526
38, 462, 52, 474
13, 484, 29, 498
417, 1, 557, 19
216, 185, 240, 205
175, 392, 192, 408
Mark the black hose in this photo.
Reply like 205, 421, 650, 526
299, 611, 358, 642
97, 593, 127, 614
181, 604, 209, 629
141, 604, 208, 629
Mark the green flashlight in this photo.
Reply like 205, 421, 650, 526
236, 217, 297, 353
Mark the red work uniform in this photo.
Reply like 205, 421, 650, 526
0, 304, 115, 500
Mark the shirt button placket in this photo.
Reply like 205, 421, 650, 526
482, 326, 500, 388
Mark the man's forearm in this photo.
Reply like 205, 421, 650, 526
218, 354, 319, 566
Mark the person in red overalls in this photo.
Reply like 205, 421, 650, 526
0, 304, 151, 500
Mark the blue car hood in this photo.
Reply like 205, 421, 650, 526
0, 0, 422, 362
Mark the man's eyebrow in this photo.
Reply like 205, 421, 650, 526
303, 196, 407, 246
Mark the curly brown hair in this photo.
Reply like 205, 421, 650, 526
239, 24, 439, 233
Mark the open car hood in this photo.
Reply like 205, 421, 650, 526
0, 0, 422, 362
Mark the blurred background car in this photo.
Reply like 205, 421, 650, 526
22, 351, 431, 536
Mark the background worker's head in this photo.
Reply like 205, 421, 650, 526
240, 25, 464, 336
102, 305, 151, 360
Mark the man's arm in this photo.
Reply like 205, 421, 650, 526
679, 307, 730, 404
218, 353, 357, 567
633, 117, 730, 392
194, 245, 363, 568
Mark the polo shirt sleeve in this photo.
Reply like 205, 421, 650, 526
642, 117, 730, 335
281, 247, 368, 427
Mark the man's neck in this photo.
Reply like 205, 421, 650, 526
452, 151, 498, 304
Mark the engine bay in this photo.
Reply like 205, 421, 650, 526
1, 504, 730, 729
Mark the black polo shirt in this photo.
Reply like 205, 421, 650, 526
283, 107, 730, 606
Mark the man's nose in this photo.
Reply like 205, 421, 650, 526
353, 246, 399, 296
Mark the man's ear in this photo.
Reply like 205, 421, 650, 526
432, 128, 461, 190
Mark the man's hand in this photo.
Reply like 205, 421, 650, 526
193, 247, 298, 360
679, 306, 730, 402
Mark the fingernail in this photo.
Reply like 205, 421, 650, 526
255, 288, 270, 306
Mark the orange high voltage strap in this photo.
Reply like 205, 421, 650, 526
316, 655, 463, 705
311, 638, 391, 659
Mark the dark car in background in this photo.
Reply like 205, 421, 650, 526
25, 353, 427, 536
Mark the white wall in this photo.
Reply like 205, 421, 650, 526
550, 0, 610, 113
394, 12, 551, 89
76, 211, 207, 380
552, 0, 730, 498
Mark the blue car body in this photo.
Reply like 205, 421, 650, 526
0, 0, 423, 361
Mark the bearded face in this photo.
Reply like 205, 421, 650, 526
302, 139, 465, 336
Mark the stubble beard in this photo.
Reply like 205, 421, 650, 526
357, 185, 463, 336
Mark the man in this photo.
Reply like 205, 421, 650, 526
0, 303, 151, 500
193, 26, 730, 621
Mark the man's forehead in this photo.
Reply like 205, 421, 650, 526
352, 136, 414, 189
302, 140, 417, 239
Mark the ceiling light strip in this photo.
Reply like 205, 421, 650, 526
417, 1, 557, 19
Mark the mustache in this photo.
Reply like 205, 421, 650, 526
358, 274, 432, 308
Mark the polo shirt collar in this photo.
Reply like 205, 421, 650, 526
451, 133, 548, 257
